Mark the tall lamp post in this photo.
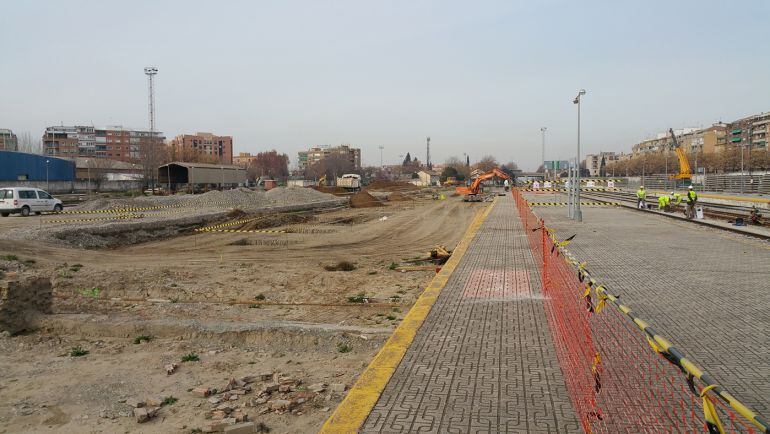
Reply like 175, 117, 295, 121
379, 145, 384, 167
572, 89, 586, 221
45, 159, 50, 191
540, 127, 547, 181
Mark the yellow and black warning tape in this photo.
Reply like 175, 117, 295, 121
522, 188, 622, 192
545, 230, 769, 434
55, 204, 184, 214
195, 228, 286, 234
45, 213, 145, 223
195, 216, 264, 232
527, 201, 621, 207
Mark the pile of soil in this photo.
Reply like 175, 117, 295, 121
365, 180, 420, 192
350, 191, 385, 208
238, 213, 312, 230
312, 186, 349, 196
387, 192, 412, 202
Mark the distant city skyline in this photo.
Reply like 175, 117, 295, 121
2, 0, 769, 170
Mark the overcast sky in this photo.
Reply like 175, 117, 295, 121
2, 0, 769, 170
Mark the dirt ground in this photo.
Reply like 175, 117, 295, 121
0, 191, 479, 434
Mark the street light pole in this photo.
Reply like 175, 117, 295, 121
379, 145, 384, 167
45, 159, 50, 191
572, 89, 586, 221
540, 127, 547, 181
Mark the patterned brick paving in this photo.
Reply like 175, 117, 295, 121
531, 197, 770, 418
362, 195, 580, 433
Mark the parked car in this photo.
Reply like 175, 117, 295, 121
0, 187, 64, 217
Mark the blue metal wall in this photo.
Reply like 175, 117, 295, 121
0, 151, 75, 181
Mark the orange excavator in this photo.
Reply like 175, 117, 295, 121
455, 167, 511, 201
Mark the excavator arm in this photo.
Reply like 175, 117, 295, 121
455, 167, 511, 199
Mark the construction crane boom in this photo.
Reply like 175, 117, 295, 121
668, 128, 692, 180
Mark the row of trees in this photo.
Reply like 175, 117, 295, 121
606, 148, 770, 176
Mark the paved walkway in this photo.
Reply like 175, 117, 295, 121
361, 195, 580, 433
530, 197, 770, 419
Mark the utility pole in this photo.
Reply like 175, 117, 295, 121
379, 145, 384, 167
144, 67, 158, 192
426, 137, 431, 170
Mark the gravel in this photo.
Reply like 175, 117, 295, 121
2, 187, 348, 248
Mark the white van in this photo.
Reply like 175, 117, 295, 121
0, 187, 63, 217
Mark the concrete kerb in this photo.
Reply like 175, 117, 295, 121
318, 201, 495, 434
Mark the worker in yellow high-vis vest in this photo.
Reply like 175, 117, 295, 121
636, 186, 647, 209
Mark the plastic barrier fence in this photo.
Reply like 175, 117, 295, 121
512, 188, 768, 434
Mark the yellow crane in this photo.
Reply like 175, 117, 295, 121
668, 128, 692, 180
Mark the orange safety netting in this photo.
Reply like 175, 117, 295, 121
512, 189, 760, 434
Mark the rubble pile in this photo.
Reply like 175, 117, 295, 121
191, 372, 345, 433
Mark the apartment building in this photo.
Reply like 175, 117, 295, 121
297, 145, 361, 170
584, 152, 619, 176
233, 152, 258, 167
719, 112, 770, 151
42, 125, 165, 163
0, 129, 18, 151
168, 132, 233, 164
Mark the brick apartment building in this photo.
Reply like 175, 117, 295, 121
169, 132, 233, 164
297, 145, 361, 171
42, 125, 165, 163
0, 129, 18, 151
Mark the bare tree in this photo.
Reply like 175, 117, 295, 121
17, 131, 42, 154
305, 154, 355, 182
473, 155, 498, 172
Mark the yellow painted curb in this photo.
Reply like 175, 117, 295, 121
319, 201, 495, 434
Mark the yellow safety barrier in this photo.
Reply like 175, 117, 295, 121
527, 202, 621, 207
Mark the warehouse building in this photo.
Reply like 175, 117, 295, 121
158, 162, 246, 191
0, 150, 75, 181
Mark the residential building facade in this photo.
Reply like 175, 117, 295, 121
42, 125, 165, 163
0, 129, 18, 151
169, 132, 233, 164
719, 112, 770, 152
233, 152, 257, 167
298, 145, 361, 171
584, 152, 619, 176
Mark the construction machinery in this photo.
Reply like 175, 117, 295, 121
455, 167, 511, 202
668, 128, 692, 181
317, 175, 327, 187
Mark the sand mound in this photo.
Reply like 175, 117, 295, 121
350, 191, 384, 208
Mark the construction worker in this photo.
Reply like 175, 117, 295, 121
657, 193, 670, 211
636, 186, 647, 209
503, 178, 510, 192
672, 191, 683, 207
685, 186, 698, 218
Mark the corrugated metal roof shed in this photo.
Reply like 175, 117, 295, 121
158, 162, 246, 185
0, 150, 75, 181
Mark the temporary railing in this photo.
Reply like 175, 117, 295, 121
512, 188, 768, 434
